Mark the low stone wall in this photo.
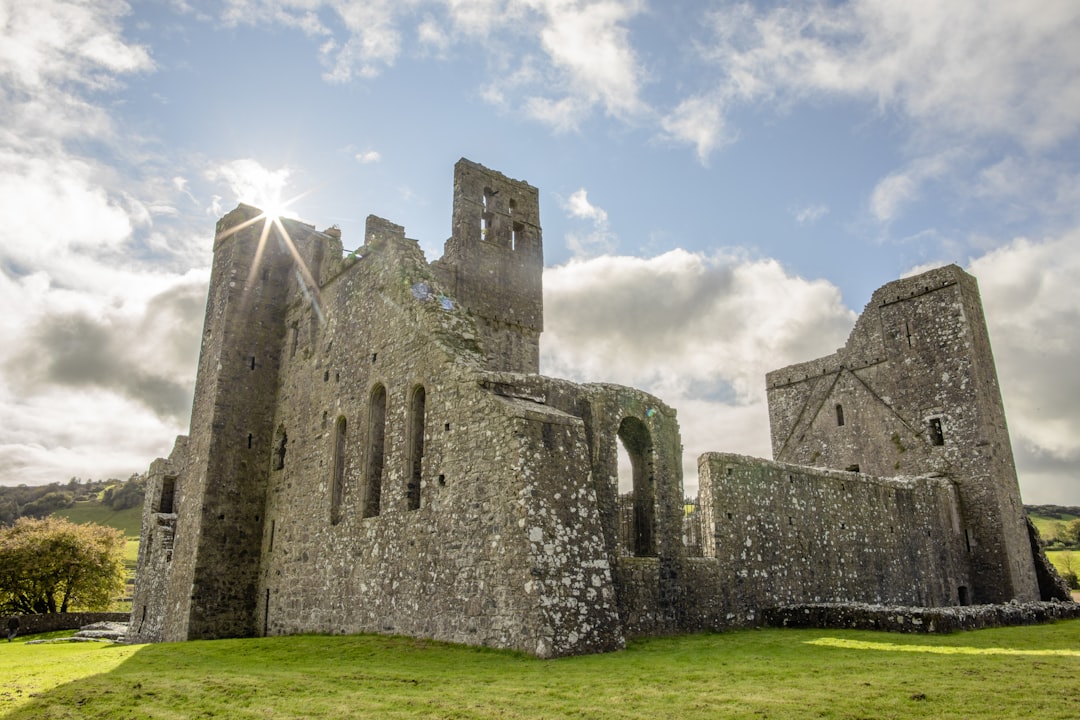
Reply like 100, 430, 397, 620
3, 612, 129, 638
762, 601, 1080, 633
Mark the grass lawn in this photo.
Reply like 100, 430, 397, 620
2, 622, 1079, 719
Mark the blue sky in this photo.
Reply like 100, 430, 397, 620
2, 0, 1079, 503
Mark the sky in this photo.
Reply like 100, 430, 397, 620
1, 0, 1079, 504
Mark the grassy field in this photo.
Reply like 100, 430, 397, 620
52, 502, 143, 537
1, 622, 1079, 719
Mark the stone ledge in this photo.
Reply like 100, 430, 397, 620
762, 601, 1080, 633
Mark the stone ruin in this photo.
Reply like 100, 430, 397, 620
129, 159, 1067, 657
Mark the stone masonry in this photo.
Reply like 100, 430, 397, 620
129, 159, 1063, 658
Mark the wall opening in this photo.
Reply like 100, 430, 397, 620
928, 417, 945, 446
331, 416, 347, 524
407, 386, 426, 511
616, 416, 656, 557
364, 384, 387, 518
273, 427, 287, 470
157, 475, 176, 514
263, 589, 270, 635
835, 404, 845, 426
958, 585, 969, 605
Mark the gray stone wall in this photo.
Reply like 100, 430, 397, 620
765, 265, 1039, 603
696, 452, 971, 618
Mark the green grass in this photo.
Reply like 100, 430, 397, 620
3, 622, 1080, 719
53, 502, 143, 537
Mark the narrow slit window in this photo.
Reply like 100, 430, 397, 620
331, 417, 347, 524
250, 355, 256, 370
835, 404, 845, 426
364, 385, 386, 518
928, 417, 945, 446
158, 475, 176, 514
407, 386, 426, 511
273, 427, 287, 470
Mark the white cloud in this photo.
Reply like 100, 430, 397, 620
660, 95, 732, 164
561, 188, 615, 257
355, 150, 382, 164
206, 158, 297, 216
697, 1, 1080, 149
542, 251, 855, 490
793, 203, 828, 225
214, 0, 647, 130
869, 153, 954, 223
965, 233, 1080, 503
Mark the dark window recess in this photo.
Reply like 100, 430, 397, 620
247, 433, 253, 449
371, 353, 377, 364
928, 417, 945, 446
407, 386, 426, 511
444, 422, 451, 431
323, 370, 330, 382
958, 586, 969, 605
364, 385, 387, 518
250, 355, 256, 370
331, 417, 347, 524
844, 465, 859, 473
158, 475, 176, 514
268, 520, 276, 552
835, 404, 845, 426
273, 429, 287, 470
335, 372, 340, 382
438, 474, 446, 487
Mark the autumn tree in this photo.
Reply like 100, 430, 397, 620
0, 517, 126, 614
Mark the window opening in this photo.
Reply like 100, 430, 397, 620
247, 433, 253, 449
928, 417, 945, 446
331, 417, 347, 524
616, 416, 657, 557
323, 370, 329, 382
289, 324, 299, 358
905, 321, 914, 348
512, 221, 524, 252
264, 589, 270, 635
273, 427, 287, 470
268, 520, 276, 552
364, 385, 386, 518
250, 355, 256, 370
158, 475, 176, 514
407, 386, 426, 511
958, 586, 969, 605
835, 404, 845, 426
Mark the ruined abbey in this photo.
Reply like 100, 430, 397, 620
129, 159, 1064, 657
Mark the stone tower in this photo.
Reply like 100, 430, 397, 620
434, 158, 543, 373
159, 206, 341, 640
765, 265, 1039, 604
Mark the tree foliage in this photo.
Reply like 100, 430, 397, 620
0, 516, 126, 614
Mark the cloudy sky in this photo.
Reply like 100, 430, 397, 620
1, 0, 1078, 504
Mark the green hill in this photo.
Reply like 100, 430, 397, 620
53, 501, 143, 537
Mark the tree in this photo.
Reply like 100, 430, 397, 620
0, 517, 126, 614
1065, 519, 1080, 548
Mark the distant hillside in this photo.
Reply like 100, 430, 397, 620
53, 502, 143, 537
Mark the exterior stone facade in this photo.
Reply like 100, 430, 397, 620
130, 159, 1063, 657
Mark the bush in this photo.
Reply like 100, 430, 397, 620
1063, 571, 1079, 590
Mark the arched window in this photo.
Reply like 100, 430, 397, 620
835, 404, 845, 427
406, 386, 426, 511
330, 416, 347, 524
364, 385, 387, 518
616, 416, 656, 557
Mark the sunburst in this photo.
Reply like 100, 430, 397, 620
214, 185, 327, 326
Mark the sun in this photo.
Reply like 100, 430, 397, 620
212, 161, 325, 324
